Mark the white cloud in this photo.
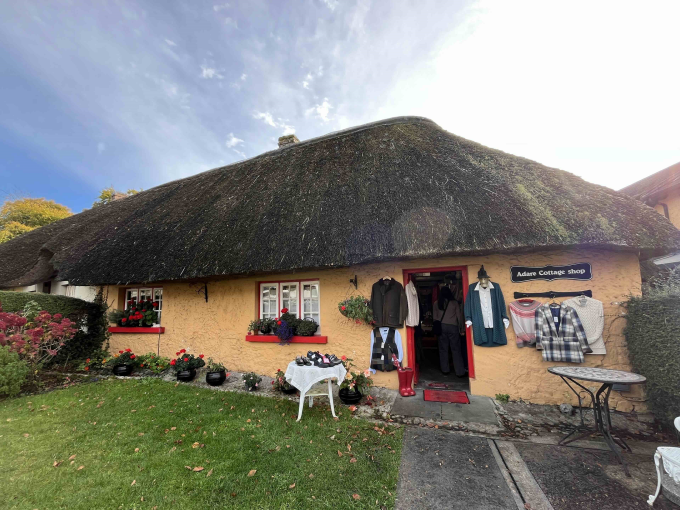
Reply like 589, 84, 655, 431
200, 65, 223, 79
253, 111, 277, 127
281, 124, 295, 135
321, 0, 339, 11
213, 3, 229, 12
225, 132, 243, 148
224, 17, 238, 29
97, 142, 106, 154
302, 80, 311, 90
240, 73, 247, 81
306, 98, 332, 122
164, 38, 176, 47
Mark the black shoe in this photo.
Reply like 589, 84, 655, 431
302, 357, 312, 366
325, 354, 342, 366
295, 356, 305, 366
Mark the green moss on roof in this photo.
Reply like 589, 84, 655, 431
0, 116, 679, 287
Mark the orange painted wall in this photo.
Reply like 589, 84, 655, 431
107, 248, 643, 410
653, 189, 680, 229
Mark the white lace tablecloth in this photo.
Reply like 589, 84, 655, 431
284, 361, 347, 394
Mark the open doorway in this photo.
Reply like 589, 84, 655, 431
404, 267, 472, 392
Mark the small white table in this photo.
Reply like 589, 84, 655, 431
284, 361, 347, 422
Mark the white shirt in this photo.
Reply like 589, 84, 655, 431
368, 327, 403, 374
476, 281, 494, 328
405, 281, 420, 327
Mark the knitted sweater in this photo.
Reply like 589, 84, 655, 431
563, 297, 605, 354
508, 299, 543, 348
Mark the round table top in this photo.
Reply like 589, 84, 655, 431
548, 366, 646, 384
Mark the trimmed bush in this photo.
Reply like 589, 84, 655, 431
0, 345, 30, 397
0, 288, 109, 364
625, 293, 680, 427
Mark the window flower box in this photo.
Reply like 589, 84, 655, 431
108, 327, 165, 334
245, 334, 327, 344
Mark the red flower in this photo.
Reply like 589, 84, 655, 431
86, 358, 91, 363
84, 366, 89, 371
183, 357, 188, 362
170, 359, 176, 365
341, 306, 346, 311
277, 321, 282, 325
121, 318, 127, 323
130, 354, 136, 359
119, 350, 124, 353
199, 354, 204, 359
180, 349, 186, 354
140, 364, 144, 367
274, 317, 279, 321
281, 308, 288, 314
125, 348, 131, 352
341, 355, 347, 361
271, 381, 275, 385
175, 352, 180, 356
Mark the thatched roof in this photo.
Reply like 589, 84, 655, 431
1, 117, 679, 287
620, 161, 680, 204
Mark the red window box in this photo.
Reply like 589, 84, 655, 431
245, 334, 327, 344
108, 327, 165, 334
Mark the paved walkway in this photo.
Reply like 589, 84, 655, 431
396, 426, 677, 510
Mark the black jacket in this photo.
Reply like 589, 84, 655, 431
370, 278, 408, 328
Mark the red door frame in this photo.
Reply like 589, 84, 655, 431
402, 265, 474, 383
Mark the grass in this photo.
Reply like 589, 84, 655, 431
1, 378, 403, 509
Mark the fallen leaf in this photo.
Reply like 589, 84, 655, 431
247, 419, 251, 423
131, 480, 136, 486
138, 433, 144, 436
68, 454, 76, 461
230, 493, 237, 497
171, 427, 176, 431
77, 465, 84, 471
193, 466, 204, 472
185, 466, 192, 470
347, 444, 351, 452
350, 458, 357, 463
289, 483, 295, 489
337, 450, 343, 457
207, 469, 213, 477
23, 433, 30, 437
131, 410, 136, 413
53, 460, 62, 467
330, 435, 335, 440
353, 494, 360, 500
135, 448, 140, 453
248, 469, 257, 477
192, 442, 200, 448
309, 473, 315, 479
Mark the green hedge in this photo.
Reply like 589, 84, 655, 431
625, 293, 680, 427
0, 289, 110, 364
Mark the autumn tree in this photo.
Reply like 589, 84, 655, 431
92, 187, 140, 207
0, 198, 72, 244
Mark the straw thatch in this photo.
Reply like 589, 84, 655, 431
1, 117, 679, 287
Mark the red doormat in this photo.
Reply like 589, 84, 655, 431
423, 390, 470, 404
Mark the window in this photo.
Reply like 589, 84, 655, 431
259, 280, 320, 333
125, 287, 163, 324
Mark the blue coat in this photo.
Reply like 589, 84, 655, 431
464, 282, 508, 347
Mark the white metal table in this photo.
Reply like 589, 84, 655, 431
548, 366, 646, 476
284, 361, 347, 422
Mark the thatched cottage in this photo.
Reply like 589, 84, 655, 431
1, 117, 678, 409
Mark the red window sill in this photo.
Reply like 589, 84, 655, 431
108, 327, 165, 334
246, 335, 327, 344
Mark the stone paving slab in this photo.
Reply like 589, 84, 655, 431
396, 426, 517, 509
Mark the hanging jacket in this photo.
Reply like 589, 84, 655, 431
463, 282, 508, 347
370, 278, 408, 328
405, 281, 420, 327
535, 303, 591, 363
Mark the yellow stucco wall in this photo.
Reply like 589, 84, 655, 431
107, 248, 643, 411
653, 189, 680, 229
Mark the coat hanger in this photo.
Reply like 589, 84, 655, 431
382, 276, 391, 281
578, 291, 588, 306
548, 292, 560, 307
518, 298, 534, 303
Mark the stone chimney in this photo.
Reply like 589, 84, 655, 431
278, 134, 300, 148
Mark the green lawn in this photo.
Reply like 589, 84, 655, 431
1, 378, 403, 509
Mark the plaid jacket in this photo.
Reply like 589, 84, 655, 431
535, 303, 590, 363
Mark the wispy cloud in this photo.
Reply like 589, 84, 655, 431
240, 73, 247, 81
213, 3, 230, 12
307, 98, 332, 122
164, 38, 177, 47
200, 65, 223, 79
224, 17, 238, 29
225, 132, 244, 148
321, 0, 339, 11
253, 112, 295, 135
253, 111, 276, 127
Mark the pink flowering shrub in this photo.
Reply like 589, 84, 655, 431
0, 302, 77, 367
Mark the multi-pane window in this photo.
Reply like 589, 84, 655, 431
259, 280, 320, 333
124, 287, 163, 324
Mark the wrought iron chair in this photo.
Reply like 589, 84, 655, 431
649, 417, 680, 506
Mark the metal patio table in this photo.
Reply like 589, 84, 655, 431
548, 366, 646, 476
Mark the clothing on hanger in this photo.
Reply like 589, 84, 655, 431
563, 296, 606, 354
369, 327, 403, 373
370, 278, 408, 328
535, 303, 591, 363
463, 281, 509, 347
405, 281, 420, 327
509, 299, 543, 348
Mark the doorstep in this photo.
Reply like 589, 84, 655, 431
390, 390, 503, 435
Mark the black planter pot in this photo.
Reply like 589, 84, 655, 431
206, 370, 227, 386
282, 385, 298, 395
177, 368, 197, 382
113, 364, 133, 376
259, 328, 271, 335
338, 388, 362, 405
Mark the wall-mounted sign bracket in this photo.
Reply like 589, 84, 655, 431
349, 275, 358, 290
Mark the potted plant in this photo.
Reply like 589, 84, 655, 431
248, 318, 275, 335
295, 317, 318, 336
205, 358, 228, 386
243, 372, 262, 391
117, 297, 159, 327
272, 368, 297, 394
170, 349, 205, 382
109, 348, 137, 376
338, 296, 374, 326
338, 356, 373, 405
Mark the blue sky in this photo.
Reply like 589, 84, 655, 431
1, 0, 679, 212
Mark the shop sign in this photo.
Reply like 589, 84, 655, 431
510, 263, 592, 283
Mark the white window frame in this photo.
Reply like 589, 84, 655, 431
124, 287, 163, 325
258, 280, 321, 335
